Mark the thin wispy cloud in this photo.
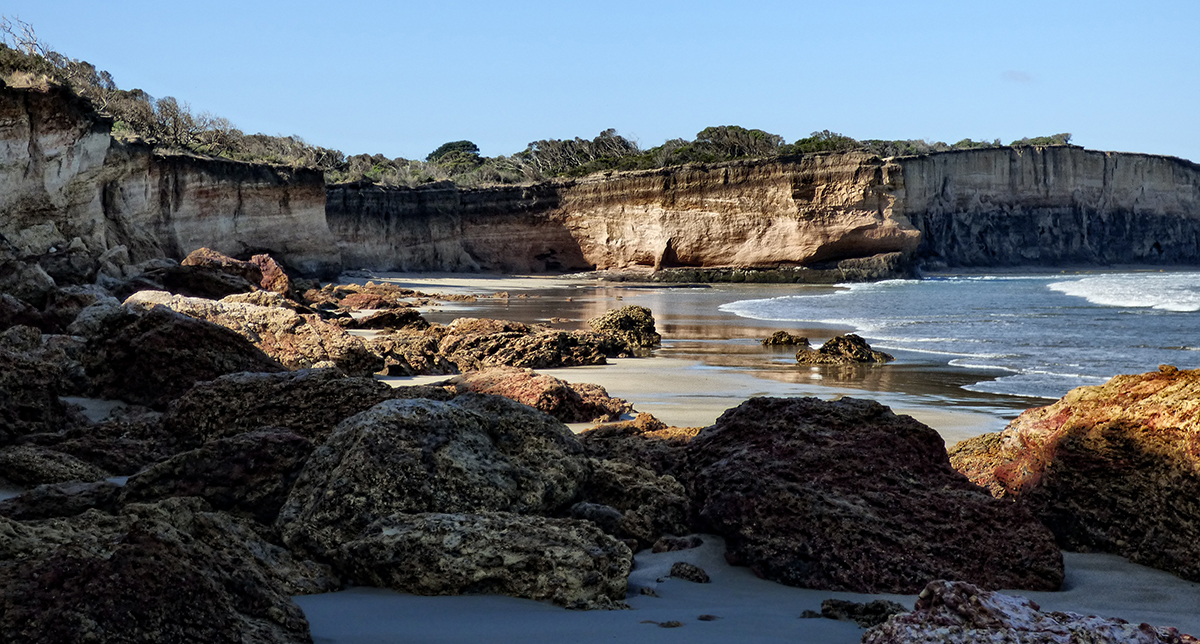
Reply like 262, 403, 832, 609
1002, 70, 1035, 84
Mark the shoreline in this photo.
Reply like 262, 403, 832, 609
363, 271, 1048, 443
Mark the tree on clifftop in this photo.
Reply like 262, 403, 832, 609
426, 140, 481, 162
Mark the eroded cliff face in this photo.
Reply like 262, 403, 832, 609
555, 153, 919, 269
327, 153, 921, 273
0, 82, 340, 276
896, 146, 1200, 267
326, 181, 587, 273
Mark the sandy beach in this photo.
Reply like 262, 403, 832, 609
314, 272, 1200, 643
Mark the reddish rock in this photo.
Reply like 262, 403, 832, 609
181, 247, 264, 285
448, 367, 631, 423
250, 254, 292, 295
81, 306, 286, 408
337, 292, 394, 310
795, 333, 894, 364
950, 366, 1200, 582
684, 396, 1063, 593
862, 580, 1199, 644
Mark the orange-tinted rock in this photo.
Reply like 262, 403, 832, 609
684, 397, 1063, 593
448, 367, 630, 423
949, 366, 1200, 582
250, 254, 292, 296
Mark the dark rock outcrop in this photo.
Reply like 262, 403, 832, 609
862, 580, 1198, 644
0, 497, 334, 644
448, 367, 631, 423
181, 247, 265, 285
949, 366, 1200, 582
0, 480, 122, 520
761, 330, 807, 346
120, 429, 314, 524
578, 413, 701, 477
795, 333, 894, 364
574, 458, 690, 548
277, 394, 591, 557
684, 396, 1063, 593
81, 306, 285, 408
669, 561, 710, 583
162, 369, 411, 447
587, 305, 661, 349
819, 599, 909, 628
0, 445, 110, 486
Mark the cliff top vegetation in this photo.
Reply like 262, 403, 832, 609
0, 16, 1073, 190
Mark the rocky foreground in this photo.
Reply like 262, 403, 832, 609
1, 246, 1198, 642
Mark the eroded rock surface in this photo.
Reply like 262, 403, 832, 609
277, 394, 590, 557
684, 397, 1063, 593
950, 366, 1200, 582
795, 333, 894, 364
862, 580, 1198, 644
125, 290, 382, 376
448, 367, 631, 423
587, 305, 661, 349
333, 512, 631, 609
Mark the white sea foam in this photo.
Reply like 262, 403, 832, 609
1048, 273, 1200, 312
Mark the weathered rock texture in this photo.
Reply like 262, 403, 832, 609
0, 83, 339, 277
862, 580, 1198, 644
684, 397, 1064, 593
949, 366, 1200, 582
448, 367, 631, 423
0, 497, 331, 644
333, 512, 631, 609
125, 290, 381, 376
795, 333, 894, 364
277, 395, 591, 557
326, 180, 585, 272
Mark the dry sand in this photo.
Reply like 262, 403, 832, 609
297, 535, 1200, 643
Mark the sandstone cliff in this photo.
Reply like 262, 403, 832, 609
326, 181, 586, 273
329, 146, 1200, 274
896, 146, 1200, 267
327, 153, 922, 273
0, 82, 340, 276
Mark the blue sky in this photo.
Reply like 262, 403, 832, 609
5, 1, 1198, 162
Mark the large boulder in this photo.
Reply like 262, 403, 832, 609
333, 512, 631, 609
277, 394, 591, 557
795, 333, 894, 364
0, 497, 335, 644
0, 445, 111, 486
0, 260, 56, 309
684, 396, 1063, 593
572, 458, 691, 548
862, 580, 1198, 644
950, 366, 1200, 582
448, 367, 631, 423
125, 291, 383, 376
0, 480, 122, 520
250, 253, 294, 296
0, 331, 81, 444
120, 429, 314, 524
81, 306, 285, 408
181, 247, 264, 286
117, 263, 260, 300
435, 318, 624, 372
587, 305, 661, 349
161, 369, 420, 447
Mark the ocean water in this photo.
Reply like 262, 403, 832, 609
719, 272, 1200, 400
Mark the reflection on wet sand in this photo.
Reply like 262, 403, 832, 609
409, 281, 1043, 422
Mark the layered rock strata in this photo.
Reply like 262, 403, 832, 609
0, 82, 339, 277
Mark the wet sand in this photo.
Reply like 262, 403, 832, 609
368, 272, 1046, 442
